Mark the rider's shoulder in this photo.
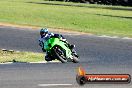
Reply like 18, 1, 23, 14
48, 32, 54, 36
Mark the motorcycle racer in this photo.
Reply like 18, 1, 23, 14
39, 28, 75, 61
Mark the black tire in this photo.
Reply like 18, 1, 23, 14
72, 55, 79, 63
53, 46, 68, 63
76, 76, 86, 85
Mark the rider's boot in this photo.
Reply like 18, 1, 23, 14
69, 44, 75, 50
60, 38, 75, 51
67, 43, 75, 50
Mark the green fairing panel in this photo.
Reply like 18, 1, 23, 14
44, 38, 72, 58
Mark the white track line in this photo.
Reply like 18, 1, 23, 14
38, 84, 72, 87
98, 35, 119, 38
0, 62, 13, 64
0, 61, 60, 64
122, 37, 132, 40
30, 61, 60, 64
97, 35, 132, 40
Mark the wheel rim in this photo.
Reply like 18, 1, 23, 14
55, 47, 67, 61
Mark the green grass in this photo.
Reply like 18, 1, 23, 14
0, 49, 44, 63
0, 0, 132, 37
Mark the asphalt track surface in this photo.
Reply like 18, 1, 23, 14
0, 26, 132, 88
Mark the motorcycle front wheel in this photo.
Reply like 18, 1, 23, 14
53, 46, 68, 63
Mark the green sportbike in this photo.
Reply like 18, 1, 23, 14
43, 37, 79, 63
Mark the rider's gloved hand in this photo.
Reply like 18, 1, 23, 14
39, 41, 43, 47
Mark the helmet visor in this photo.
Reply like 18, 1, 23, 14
40, 32, 46, 36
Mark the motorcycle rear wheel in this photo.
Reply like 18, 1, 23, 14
72, 55, 79, 63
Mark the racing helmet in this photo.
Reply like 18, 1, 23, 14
40, 28, 48, 37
